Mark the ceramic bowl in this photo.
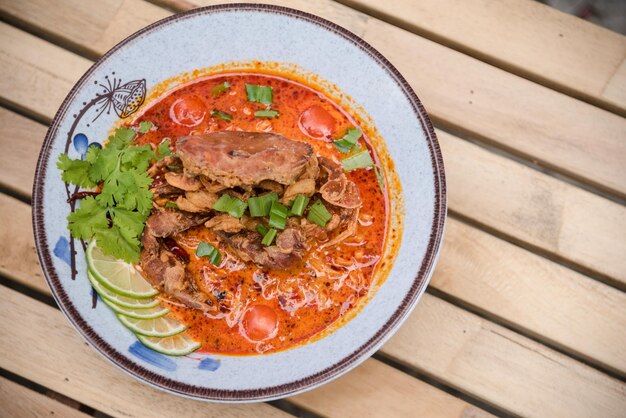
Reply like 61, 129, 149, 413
33, 4, 446, 402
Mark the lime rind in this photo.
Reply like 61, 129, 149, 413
117, 314, 187, 338
86, 241, 157, 299
100, 297, 169, 319
87, 271, 159, 309
136, 333, 201, 356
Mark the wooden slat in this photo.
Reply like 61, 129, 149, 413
0, 376, 89, 418
0, 108, 46, 197
0, 284, 492, 418
2, 0, 625, 199
0, 194, 624, 417
0, 287, 292, 418
339, 0, 626, 114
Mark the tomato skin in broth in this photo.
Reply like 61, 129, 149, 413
135, 73, 388, 355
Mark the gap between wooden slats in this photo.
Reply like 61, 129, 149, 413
1, 0, 625, 200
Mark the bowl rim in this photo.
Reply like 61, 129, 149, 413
32, 3, 447, 402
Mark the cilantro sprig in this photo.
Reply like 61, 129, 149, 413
57, 127, 171, 263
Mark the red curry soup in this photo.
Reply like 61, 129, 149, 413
133, 73, 388, 354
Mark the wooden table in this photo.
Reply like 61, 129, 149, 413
1, 0, 625, 417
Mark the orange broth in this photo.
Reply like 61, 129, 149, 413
132, 73, 388, 354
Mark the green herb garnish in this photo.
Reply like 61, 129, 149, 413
212, 81, 230, 96
374, 166, 385, 191
341, 149, 374, 172
307, 200, 332, 227
245, 84, 273, 104
211, 110, 233, 122
261, 228, 277, 246
165, 202, 179, 209
138, 121, 153, 133
212, 194, 247, 218
333, 128, 362, 153
290, 195, 310, 216
256, 223, 270, 237
57, 127, 162, 263
248, 192, 278, 217
254, 109, 279, 119
268, 200, 289, 230
196, 242, 221, 265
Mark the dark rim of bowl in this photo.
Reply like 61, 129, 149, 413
32, 3, 447, 402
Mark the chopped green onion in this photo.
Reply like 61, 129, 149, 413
138, 121, 153, 133
341, 150, 374, 172
333, 128, 362, 153
247, 192, 278, 217
211, 110, 232, 122
254, 109, 279, 119
196, 242, 221, 265
256, 223, 270, 237
212, 194, 247, 218
268, 200, 289, 230
164, 202, 179, 209
290, 195, 310, 216
374, 165, 385, 191
245, 84, 273, 104
261, 228, 277, 246
212, 81, 230, 96
307, 200, 332, 227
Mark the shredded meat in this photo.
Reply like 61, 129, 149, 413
185, 189, 218, 210
146, 209, 208, 237
176, 132, 313, 187
258, 180, 284, 194
146, 156, 181, 177
318, 157, 362, 209
164, 172, 202, 191
223, 228, 305, 269
281, 178, 316, 204
205, 214, 245, 233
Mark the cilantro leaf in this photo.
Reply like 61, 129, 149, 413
57, 154, 97, 188
139, 121, 153, 133
94, 224, 141, 264
67, 196, 109, 240
121, 144, 153, 172
88, 147, 121, 183
107, 127, 136, 150
85, 146, 100, 164
110, 207, 147, 242
156, 139, 172, 160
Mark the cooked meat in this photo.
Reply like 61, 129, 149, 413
185, 189, 219, 210
164, 171, 202, 191
299, 154, 319, 180
176, 132, 313, 187
281, 178, 316, 204
151, 183, 183, 199
175, 195, 206, 213
200, 176, 227, 193
319, 157, 362, 209
224, 228, 305, 269
257, 180, 284, 194
146, 209, 208, 237
146, 156, 181, 177
140, 226, 214, 312
325, 213, 341, 232
205, 214, 244, 233
321, 208, 360, 249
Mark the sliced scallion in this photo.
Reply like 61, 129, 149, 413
196, 242, 221, 265
261, 228, 277, 246
254, 109, 279, 119
212, 194, 247, 218
341, 150, 374, 172
256, 223, 270, 237
290, 195, 310, 216
333, 128, 362, 153
164, 202, 179, 209
211, 110, 232, 122
211, 81, 230, 96
307, 200, 332, 227
268, 200, 289, 230
245, 84, 273, 104
374, 165, 385, 191
248, 192, 278, 217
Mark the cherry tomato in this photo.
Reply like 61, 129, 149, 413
241, 304, 278, 341
298, 105, 335, 139
169, 95, 206, 126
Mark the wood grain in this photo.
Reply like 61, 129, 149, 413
339, 0, 626, 114
1, 22, 624, 287
0, 376, 89, 418
2, 0, 625, 199
0, 284, 491, 418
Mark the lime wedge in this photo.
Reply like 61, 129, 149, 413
136, 333, 201, 356
100, 297, 169, 319
87, 271, 159, 309
86, 240, 157, 299
117, 314, 187, 338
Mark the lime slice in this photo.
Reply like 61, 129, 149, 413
117, 314, 187, 338
100, 297, 169, 319
86, 240, 158, 299
136, 333, 201, 356
87, 271, 159, 309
